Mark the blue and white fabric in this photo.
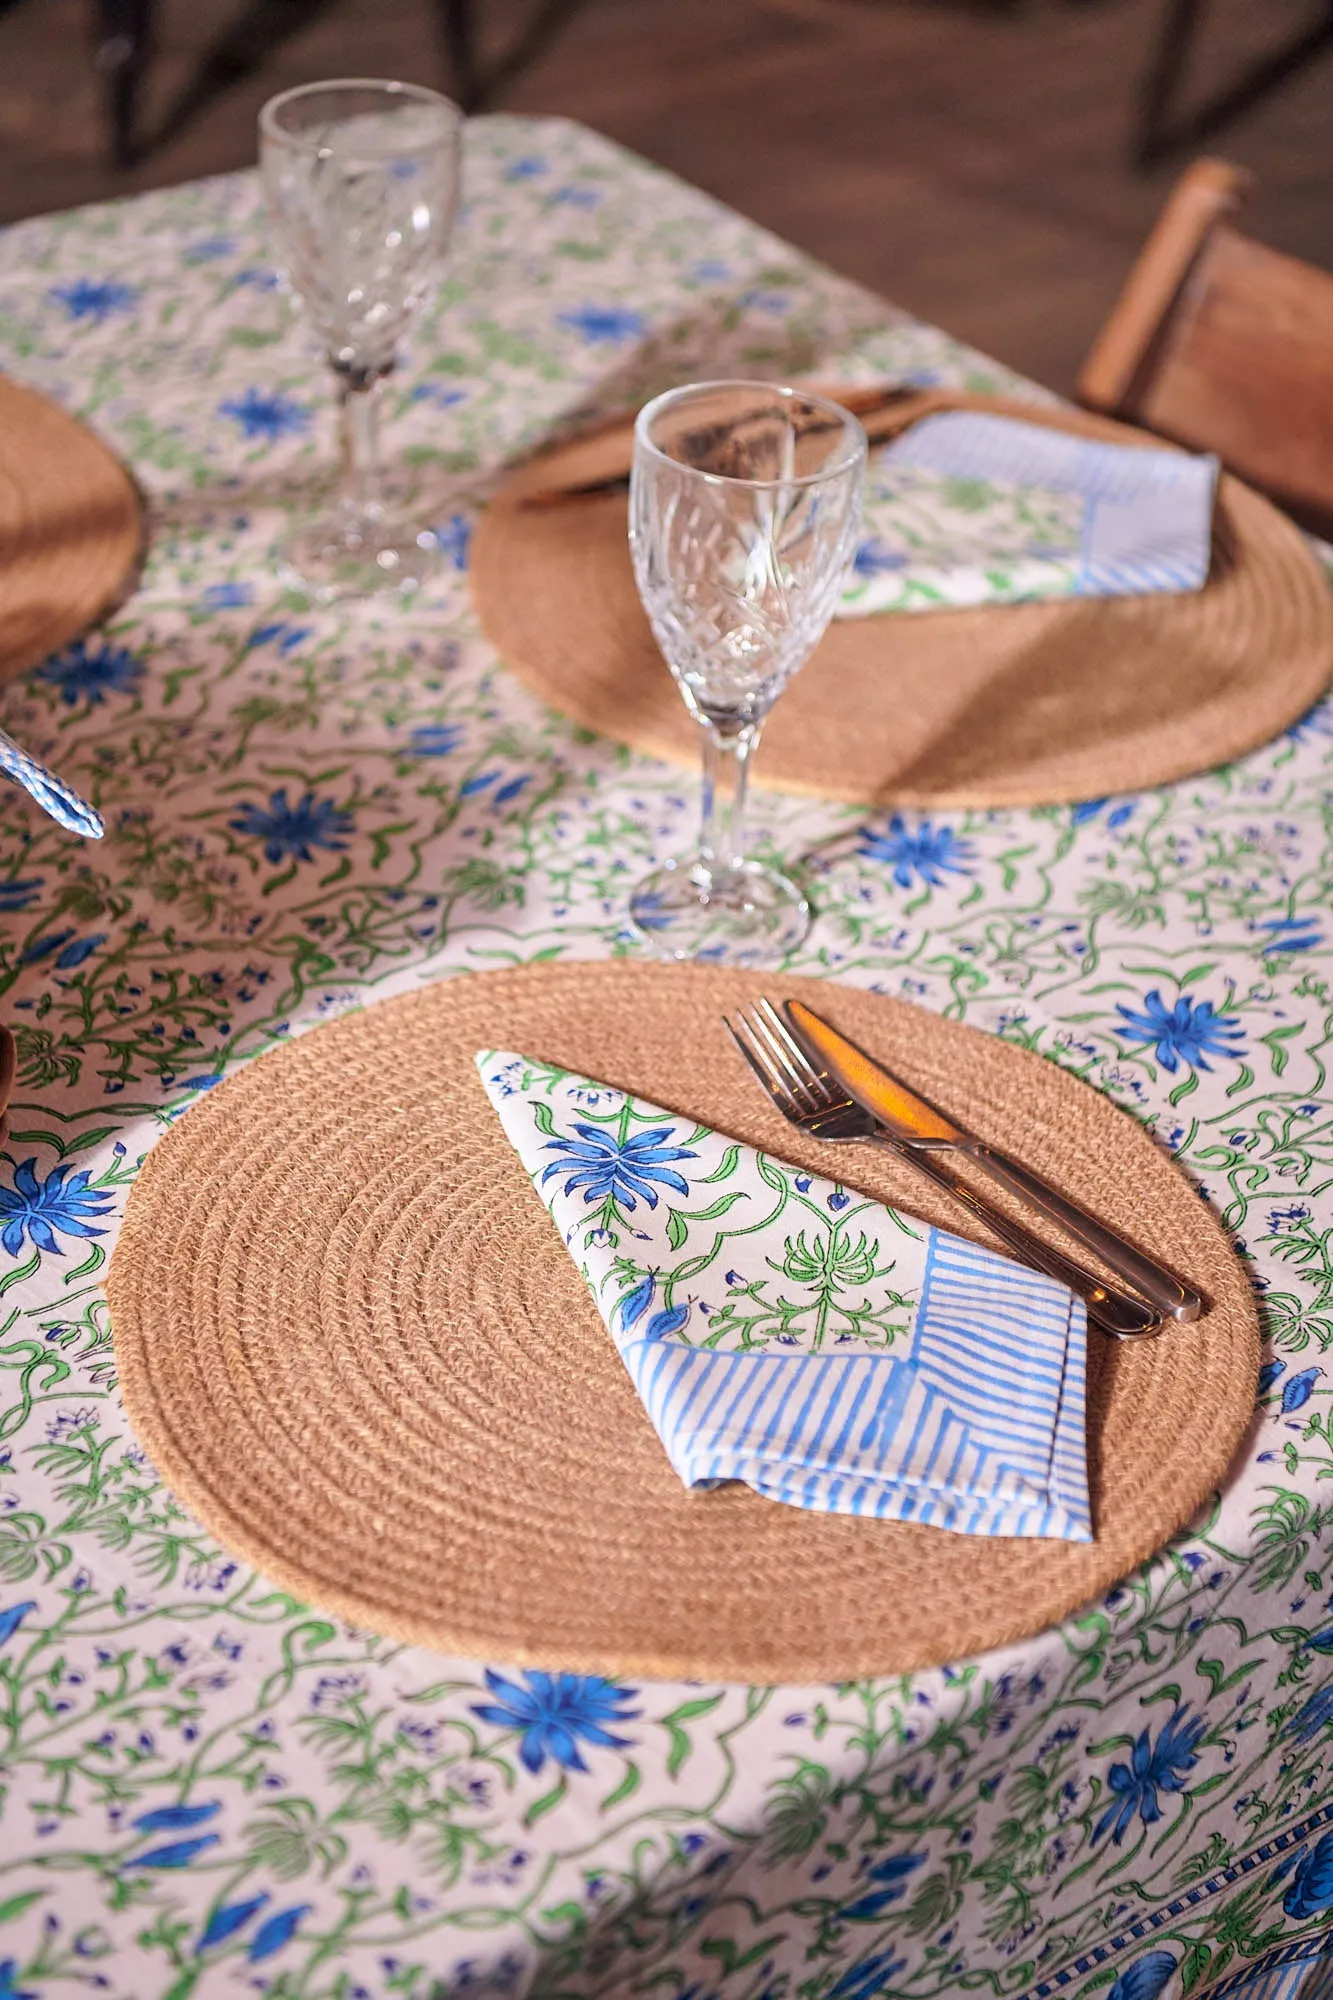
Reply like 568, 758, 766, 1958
837, 408, 1219, 617
477, 1049, 1091, 1541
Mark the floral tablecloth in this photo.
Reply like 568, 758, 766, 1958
1, 113, 1332, 2000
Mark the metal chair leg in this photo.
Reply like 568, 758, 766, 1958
94, 0, 155, 169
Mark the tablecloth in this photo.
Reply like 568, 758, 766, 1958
1, 114, 1332, 2000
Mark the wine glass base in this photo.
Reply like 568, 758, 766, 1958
282, 516, 446, 602
629, 857, 811, 966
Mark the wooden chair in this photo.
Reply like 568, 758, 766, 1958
1077, 158, 1333, 541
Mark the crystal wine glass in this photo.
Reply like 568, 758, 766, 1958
259, 79, 463, 600
628, 380, 866, 963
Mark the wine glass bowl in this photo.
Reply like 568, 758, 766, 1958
628, 380, 866, 963
260, 79, 463, 599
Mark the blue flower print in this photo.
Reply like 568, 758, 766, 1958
851, 539, 908, 577
645, 1302, 690, 1340
50, 277, 137, 322
552, 185, 601, 209
54, 934, 105, 970
199, 581, 255, 611
248, 1905, 311, 1962
857, 815, 975, 890
0, 1960, 37, 2000
36, 636, 144, 706
132, 1833, 221, 1868
1283, 1367, 1320, 1413
471, 1669, 639, 1773
1115, 991, 1244, 1073
0, 1159, 114, 1258
407, 724, 465, 757
246, 621, 313, 656
505, 155, 548, 179
557, 305, 646, 345
430, 513, 472, 570
540, 1123, 695, 1210
219, 387, 311, 441
1093, 1708, 1205, 1844
0, 1602, 35, 1647
1108, 1950, 1177, 2000
1258, 915, 1324, 956
827, 1951, 906, 2000
229, 789, 353, 865
0, 879, 42, 913
197, 1892, 269, 1951
1258, 1356, 1285, 1395
1288, 1684, 1333, 1743
182, 235, 236, 263
617, 1274, 656, 1330
1284, 1829, 1333, 1919
133, 1801, 221, 1834
842, 1850, 926, 1921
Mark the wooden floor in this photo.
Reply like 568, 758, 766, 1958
0, 0, 1329, 392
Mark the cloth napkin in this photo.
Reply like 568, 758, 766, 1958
477, 1051, 1091, 1541
837, 409, 1219, 617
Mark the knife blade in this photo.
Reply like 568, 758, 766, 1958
784, 998, 1203, 1324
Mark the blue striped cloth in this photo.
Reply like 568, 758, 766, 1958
838, 409, 1219, 618
478, 1051, 1091, 1542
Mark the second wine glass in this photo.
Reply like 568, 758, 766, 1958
260, 78, 463, 600
628, 380, 866, 964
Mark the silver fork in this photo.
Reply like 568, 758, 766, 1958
725, 998, 1162, 1341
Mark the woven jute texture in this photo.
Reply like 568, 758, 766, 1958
107, 961, 1257, 1683
471, 395, 1333, 810
0, 374, 143, 687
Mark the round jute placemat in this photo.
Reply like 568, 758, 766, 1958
0, 373, 143, 687
107, 961, 1257, 1683
471, 395, 1333, 809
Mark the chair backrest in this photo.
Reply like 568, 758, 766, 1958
1078, 158, 1333, 539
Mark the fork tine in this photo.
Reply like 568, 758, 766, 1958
748, 999, 829, 1112
755, 998, 840, 1104
724, 1013, 803, 1120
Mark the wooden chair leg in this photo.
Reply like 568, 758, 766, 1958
94, 0, 155, 169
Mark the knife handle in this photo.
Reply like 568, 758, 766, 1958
963, 1145, 1203, 1322
880, 1141, 1162, 1340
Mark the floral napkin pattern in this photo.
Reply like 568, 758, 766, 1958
837, 410, 1219, 616
477, 1050, 1091, 1540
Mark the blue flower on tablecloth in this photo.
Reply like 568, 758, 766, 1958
229, 789, 353, 865
410, 383, 468, 410
200, 580, 255, 610
505, 155, 548, 179
0, 1603, 35, 1647
197, 1892, 269, 1951
471, 1668, 639, 1773
851, 539, 908, 577
0, 878, 42, 912
1071, 797, 1136, 829
248, 1906, 311, 1962
552, 185, 601, 208
857, 815, 975, 890
1115, 991, 1245, 1073
182, 235, 236, 263
827, 1951, 906, 2000
36, 637, 144, 706
1093, 1708, 1205, 1844
1257, 915, 1324, 956
407, 723, 465, 757
540, 1122, 696, 1210
430, 513, 472, 570
54, 935, 105, 970
233, 267, 280, 291
50, 277, 138, 322
1282, 1367, 1320, 1413
132, 1834, 221, 1868
246, 621, 313, 656
0, 1159, 113, 1258
1288, 1684, 1333, 1743
842, 1850, 927, 1920
557, 305, 646, 345
1108, 1950, 1177, 2000
1284, 1829, 1333, 1918
0, 1960, 37, 2000
133, 1801, 222, 1833
219, 387, 312, 441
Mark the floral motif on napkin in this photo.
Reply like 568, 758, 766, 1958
477, 1051, 1091, 1541
837, 410, 1218, 617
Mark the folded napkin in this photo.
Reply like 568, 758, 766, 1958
477, 1051, 1091, 1540
837, 410, 1219, 617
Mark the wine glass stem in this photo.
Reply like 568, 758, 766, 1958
335, 367, 386, 533
697, 718, 759, 881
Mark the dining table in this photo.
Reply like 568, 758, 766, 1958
2, 110, 1333, 2000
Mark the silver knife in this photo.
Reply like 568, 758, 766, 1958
785, 998, 1203, 1324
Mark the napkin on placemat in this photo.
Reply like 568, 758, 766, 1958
838, 410, 1219, 618
477, 1051, 1091, 1541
